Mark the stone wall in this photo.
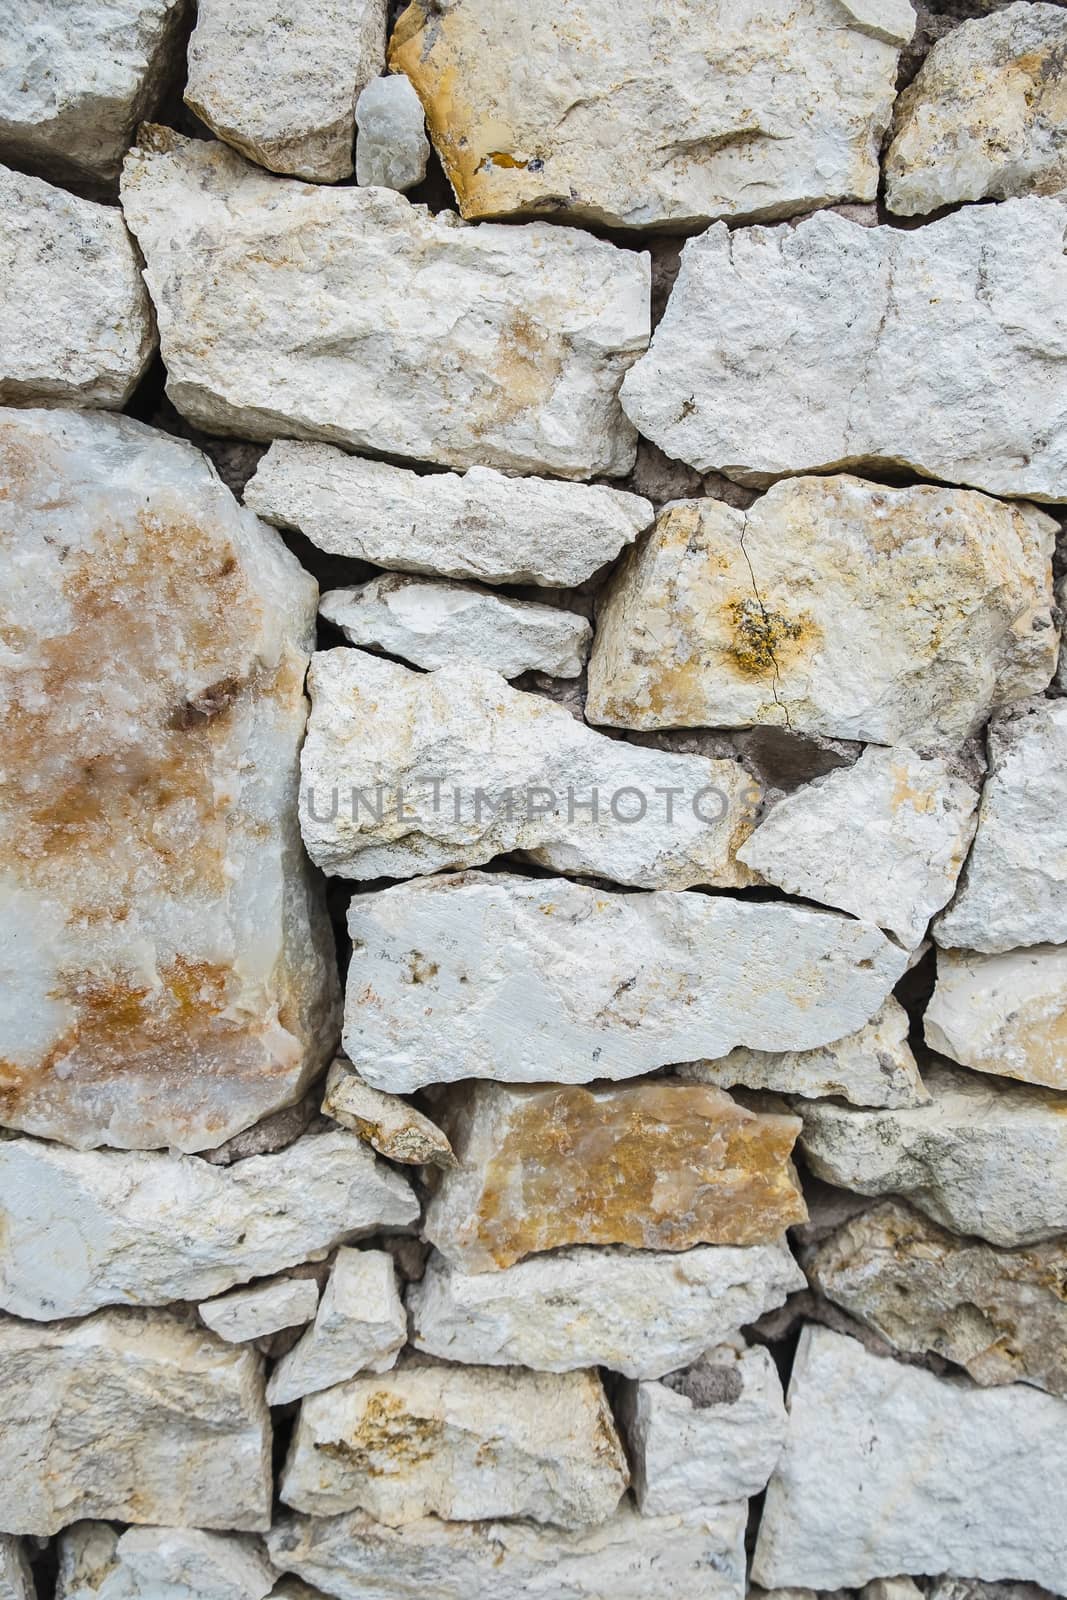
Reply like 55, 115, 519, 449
1, 2, 1066, 1598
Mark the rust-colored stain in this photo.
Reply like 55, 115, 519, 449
315, 1391, 445, 1477
726, 596, 805, 677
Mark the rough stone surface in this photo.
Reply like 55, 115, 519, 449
797, 1060, 1067, 1247
752, 1327, 1067, 1590
321, 1059, 455, 1168
390, 0, 906, 229
186, 0, 385, 182
301, 649, 761, 888
0, 408, 341, 1153
586, 482, 1058, 744
926, 944, 1067, 1091
355, 72, 428, 191
198, 1278, 321, 1345
886, 4, 1067, 216
737, 746, 979, 946
620, 199, 1067, 501
246, 442, 652, 587
0, 1131, 418, 1320
280, 1360, 628, 1526
266, 1248, 407, 1405
55, 1522, 276, 1600
935, 700, 1067, 952
676, 998, 929, 1110
0, 1538, 31, 1600
0, 0, 186, 189
409, 1240, 806, 1377
342, 871, 908, 1093
808, 1198, 1067, 1398
620, 1342, 786, 1515
121, 130, 649, 480
319, 574, 591, 678
268, 1500, 746, 1600
1, 169, 155, 408
421, 1080, 806, 1271
0, 1309, 271, 1536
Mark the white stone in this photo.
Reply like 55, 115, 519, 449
390, 0, 906, 229
121, 130, 649, 480
585, 482, 1058, 743
321, 1059, 456, 1168
676, 998, 929, 1109
935, 700, 1067, 952
320, 574, 590, 677
0, 1309, 271, 1535
737, 746, 979, 946
926, 944, 1067, 1092
56, 1523, 276, 1600
0, 1131, 418, 1320
198, 1279, 320, 1345
752, 1327, 1067, 1589
886, 4, 1067, 216
0, 167, 154, 407
0, 407, 340, 1153
269, 1501, 746, 1600
355, 73, 428, 191
343, 870, 908, 1092
797, 1059, 1067, 1247
266, 1248, 406, 1406
0, 0, 185, 188
0, 1537, 31, 1600
246, 442, 652, 586
300, 648, 760, 887
839, 0, 916, 46
620, 1342, 786, 1516
409, 1240, 806, 1378
621, 199, 1067, 501
280, 1360, 628, 1526
186, 0, 385, 182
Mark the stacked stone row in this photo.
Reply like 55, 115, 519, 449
1, 3, 1066, 1599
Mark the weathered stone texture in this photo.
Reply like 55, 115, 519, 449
266, 1248, 407, 1405
926, 944, 1067, 1091
54, 1522, 276, 1600
586, 482, 1058, 743
621, 200, 1067, 501
390, 0, 907, 228
321, 1059, 455, 1168
0, 408, 340, 1153
342, 872, 907, 1093
354, 72, 429, 191
198, 1278, 320, 1345
121, 130, 649, 479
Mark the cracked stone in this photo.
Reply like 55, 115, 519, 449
266, 1248, 407, 1406
389, 0, 906, 229
0, 408, 341, 1153
186, 0, 385, 182
925, 944, 1067, 1091
934, 699, 1067, 952
0, 1309, 271, 1536
585, 484, 1058, 743
421, 1079, 806, 1272
807, 1197, 1067, 1398
245, 442, 652, 587
1, 168, 155, 407
0, 1130, 418, 1320
408, 1240, 806, 1378
797, 1059, 1067, 1247
279, 1359, 628, 1526
675, 997, 929, 1110
121, 129, 649, 480
342, 871, 908, 1093
319, 574, 591, 678
752, 1327, 1067, 1590
355, 72, 429, 191
620, 199, 1067, 501
321, 1059, 456, 1168
886, 3, 1067, 215
299, 648, 761, 888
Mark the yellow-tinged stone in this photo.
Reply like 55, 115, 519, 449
423, 1080, 807, 1272
925, 945, 1067, 1092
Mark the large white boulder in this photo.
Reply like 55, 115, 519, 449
121, 130, 649, 480
342, 871, 908, 1092
621, 200, 1067, 501
0, 408, 340, 1152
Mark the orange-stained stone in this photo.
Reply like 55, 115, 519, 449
423, 1079, 807, 1272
